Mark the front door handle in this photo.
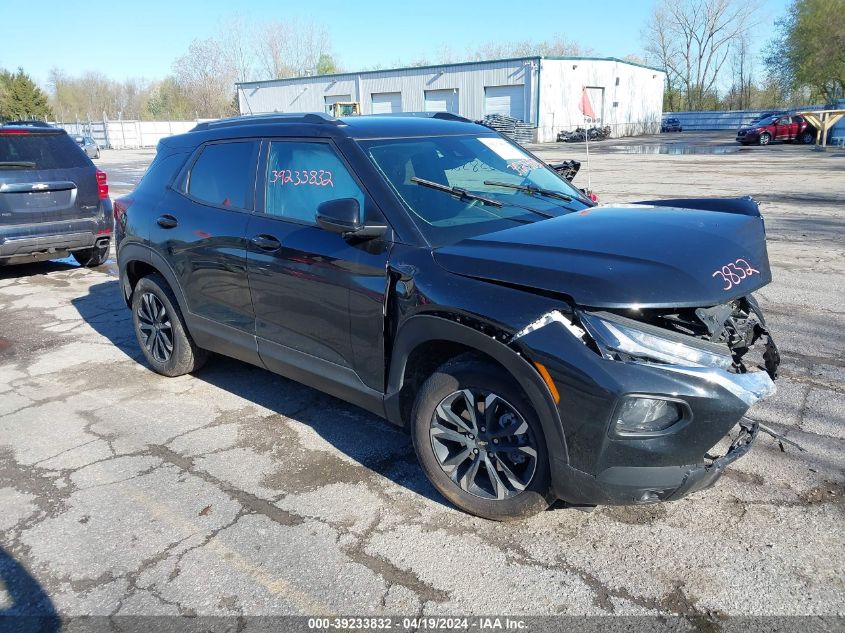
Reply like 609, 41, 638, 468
250, 234, 282, 252
156, 214, 178, 229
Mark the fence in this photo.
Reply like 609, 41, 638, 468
50, 119, 216, 149
664, 106, 825, 131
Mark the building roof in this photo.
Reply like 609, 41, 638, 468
236, 56, 665, 88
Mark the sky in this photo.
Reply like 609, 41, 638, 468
1, 0, 791, 87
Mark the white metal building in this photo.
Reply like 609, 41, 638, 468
236, 56, 665, 142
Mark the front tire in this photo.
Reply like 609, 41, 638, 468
131, 273, 207, 377
759, 132, 771, 146
72, 241, 109, 267
411, 359, 552, 520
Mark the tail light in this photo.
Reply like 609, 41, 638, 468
113, 196, 133, 226
96, 169, 109, 199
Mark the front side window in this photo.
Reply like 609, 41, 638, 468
187, 141, 259, 210
263, 141, 364, 223
359, 134, 590, 245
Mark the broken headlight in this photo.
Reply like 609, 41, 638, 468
579, 311, 734, 370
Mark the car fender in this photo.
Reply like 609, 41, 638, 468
385, 314, 569, 465
118, 242, 189, 318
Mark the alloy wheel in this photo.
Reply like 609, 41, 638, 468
429, 389, 538, 500
137, 292, 174, 363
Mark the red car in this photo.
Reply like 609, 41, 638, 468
736, 115, 815, 145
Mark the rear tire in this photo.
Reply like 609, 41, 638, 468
800, 130, 814, 144
72, 241, 109, 267
131, 273, 207, 377
410, 358, 552, 520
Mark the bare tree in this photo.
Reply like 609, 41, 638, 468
644, 0, 759, 110
466, 35, 590, 61
728, 36, 753, 109
217, 15, 255, 83
173, 37, 237, 118
255, 19, 331, 79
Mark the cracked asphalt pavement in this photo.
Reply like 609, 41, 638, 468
0, 135, 843, 621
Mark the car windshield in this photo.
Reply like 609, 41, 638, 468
757, 116, 778, 125
358, 134, 590, 245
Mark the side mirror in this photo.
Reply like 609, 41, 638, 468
316, 198, 387, 239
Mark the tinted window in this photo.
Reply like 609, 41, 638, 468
187, 141, 258, 210
137, 151, 189, 193
264, 141, 364, 223
0, 132, 90, 169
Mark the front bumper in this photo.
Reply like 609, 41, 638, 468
553, 421, 759, 505
513, 315, 777, 505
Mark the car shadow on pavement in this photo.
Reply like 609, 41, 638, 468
71, 279, 449, 509
0, 546, 61, 633
0, 260, 77, 280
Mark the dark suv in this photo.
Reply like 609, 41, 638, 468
116, 113, 779, 520
1, 124, 112, 267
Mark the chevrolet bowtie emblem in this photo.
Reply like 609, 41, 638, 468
31, 183, 48, 190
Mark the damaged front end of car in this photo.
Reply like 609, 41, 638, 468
508, 294, 780, 505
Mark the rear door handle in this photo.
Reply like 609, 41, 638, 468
156, 214, 178, 229
250, 234, 282, 251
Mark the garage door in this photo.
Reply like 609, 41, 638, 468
424, 89, 459, 114
484, 85, 525, 121
371, 92, 402, 114
324, 94, 352, 113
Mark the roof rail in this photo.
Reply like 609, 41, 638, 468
191, 112, 341, 132
369, 111, 473, 123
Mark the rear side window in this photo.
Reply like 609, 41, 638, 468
0, 132, 90, 169
186, 141, 259, 210
137, 151, 189, 193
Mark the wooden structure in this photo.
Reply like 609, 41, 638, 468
794, 109, 845, 147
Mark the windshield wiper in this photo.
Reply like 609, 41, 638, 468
411, 176, 557, 220
0, 161, 36, 169
483, 180, 573, 202
411, 177, 503, 208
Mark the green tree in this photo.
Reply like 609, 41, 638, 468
144, 77, 192, 120
0, 68, 53, 121
315, 53, 339, 75
765, 0, 845, 102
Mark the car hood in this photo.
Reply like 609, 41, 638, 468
433, 204, 772, 309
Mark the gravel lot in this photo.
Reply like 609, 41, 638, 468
1, 132, 843, 626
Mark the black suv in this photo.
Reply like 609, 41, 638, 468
116, 113, 779, 520
1, 123, 112, 267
